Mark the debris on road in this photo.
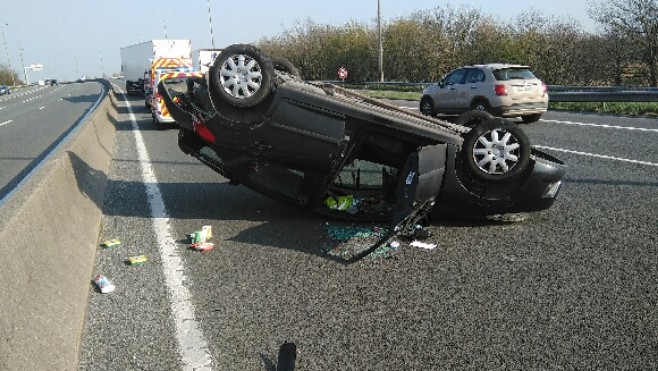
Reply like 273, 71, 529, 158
93, 274, 115, 294
323, 223, 390, 259
127, 255, 148, 265
189, 242, 215, 252
101, 239, 121, 249
410, 241, 437, 250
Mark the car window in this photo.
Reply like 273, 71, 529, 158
465, 69, 485, 84
444, 69, 467, 85
493, 68, 537, 81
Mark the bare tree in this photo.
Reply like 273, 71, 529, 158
589, 0, 658, 86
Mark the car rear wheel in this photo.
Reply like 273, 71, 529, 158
420, 97, 436, 116
462, 118, 530, 183
208, 44, 275, 108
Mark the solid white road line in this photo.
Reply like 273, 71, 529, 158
534, 145, 658, 167
116, 85, 214, 371
541, 119, 658, 133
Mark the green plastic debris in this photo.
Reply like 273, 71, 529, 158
325, 224, 388, 242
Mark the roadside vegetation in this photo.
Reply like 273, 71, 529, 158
255, 0, 658, 117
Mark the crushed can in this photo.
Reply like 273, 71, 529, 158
94, 274, 116, 294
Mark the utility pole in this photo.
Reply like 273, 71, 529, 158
377, 0, 384, 82
162, 20, 168, 39
208, 0, 216, 49
1, 23, 16, 86
18, 40, 26, 84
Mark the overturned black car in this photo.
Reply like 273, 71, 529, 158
159, 44, 565, 245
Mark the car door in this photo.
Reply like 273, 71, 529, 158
434, 68, 467, 113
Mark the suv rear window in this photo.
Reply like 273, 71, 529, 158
493, 68, 537, 81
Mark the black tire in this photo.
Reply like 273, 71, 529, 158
419, 96, 436, 116
455, 110, 495, 127
521, 113, 542, 124
471, 99, 490, 112
272, 58, 301, 78
461, 118, 531, 183
208, 44, 275, 109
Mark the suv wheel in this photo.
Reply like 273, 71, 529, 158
521, 114, 542, 124
462, 118, 530, 183
420, 97, 436, 116
208, 44, 275, 108
472, 100, 490, 112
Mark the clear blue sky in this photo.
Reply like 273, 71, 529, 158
0, 0, 597, 82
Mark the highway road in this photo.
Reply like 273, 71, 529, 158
78, 89, 657, 370
0, 82, 105, 203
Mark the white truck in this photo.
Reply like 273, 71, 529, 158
193, 49, 222, 74
120, 39, 192, 98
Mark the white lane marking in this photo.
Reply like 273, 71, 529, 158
535, 145, 658, 167
541, 119, 658, 133
0, 119, 12, 126
115, 85, 214, 371
39, 106, 46, 110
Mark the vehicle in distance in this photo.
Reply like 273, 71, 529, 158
159, 44, 565, 256
420, 64, 549, 123
0, 85, 9, 95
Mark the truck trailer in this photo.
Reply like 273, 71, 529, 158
120, 39, 192, 97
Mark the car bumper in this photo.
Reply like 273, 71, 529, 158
491, 101, 548, 117
433, 146, 566, 218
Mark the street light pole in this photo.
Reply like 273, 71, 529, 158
1, 23, 16, 86
208, 0, 216, 49
18, 40, 27, 85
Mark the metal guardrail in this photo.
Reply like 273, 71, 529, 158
331, 81, 658, 103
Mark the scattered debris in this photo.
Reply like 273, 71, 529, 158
189, 242, 215, 252
94, 274, 115, 294
127, 255, 148, 265
324, 223, 391, 259
101, 239, 121, 249
410, 241, 437, 250
187, 225, 215, 252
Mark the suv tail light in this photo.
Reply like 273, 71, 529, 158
494, 84, 507, 96
542, 83, 548, 96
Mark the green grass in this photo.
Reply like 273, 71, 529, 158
549, 102, 658, 117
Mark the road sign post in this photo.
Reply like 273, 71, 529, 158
338, 66, 348, 82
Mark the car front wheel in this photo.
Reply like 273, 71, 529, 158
461, 118, 530, 183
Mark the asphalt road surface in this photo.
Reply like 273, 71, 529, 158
79, 90, 657, 370
0, 82, 104, 202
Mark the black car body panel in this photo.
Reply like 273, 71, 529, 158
158, 45, 566, 243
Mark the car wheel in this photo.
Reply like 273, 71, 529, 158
455, 110, 495, 127
420, 97, 436, 116
521, 114, 542, 124
272, 58, 301, 78
461, 118, 531, 183
208, 44, 275, 108
472, 99, 490, 112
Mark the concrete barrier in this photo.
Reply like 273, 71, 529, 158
0, 87, 117, 370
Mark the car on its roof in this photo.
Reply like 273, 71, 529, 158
420, 64, 549, 123
159, 44, 565, 260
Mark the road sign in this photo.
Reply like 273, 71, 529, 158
28, 64, 43, 71
338, 66, 348, 81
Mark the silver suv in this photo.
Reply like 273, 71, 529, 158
420, 64, 548, 123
